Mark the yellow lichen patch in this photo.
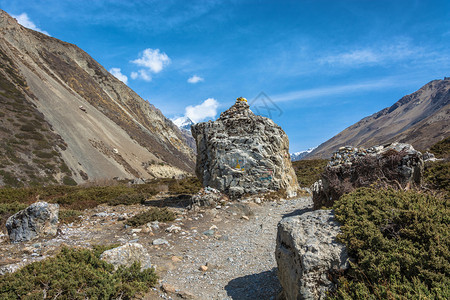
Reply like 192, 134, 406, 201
236, 97, 247, 102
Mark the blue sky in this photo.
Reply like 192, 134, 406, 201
2, 0, 449, 152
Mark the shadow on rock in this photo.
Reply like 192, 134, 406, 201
225, 268, 282, 300
282, 207, 312, 219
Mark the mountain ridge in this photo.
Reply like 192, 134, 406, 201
307, 78, 450, 159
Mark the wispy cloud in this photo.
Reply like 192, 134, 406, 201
187, 75, 204, 84
185, 98, 219, 123
12, 12, 49, 35
272, 78, 401, 103
109, 68, 128, 84
319, 41, 421, 67
130, 70, 152, 82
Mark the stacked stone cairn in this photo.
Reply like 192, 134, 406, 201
192, 97, 299, 198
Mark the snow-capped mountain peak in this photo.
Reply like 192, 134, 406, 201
172, 116, 195, 131
290, 147, 317, 161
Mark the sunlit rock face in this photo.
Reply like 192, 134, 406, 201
192, 98, 299, 198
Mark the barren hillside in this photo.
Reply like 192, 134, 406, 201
0, 10, 195, 186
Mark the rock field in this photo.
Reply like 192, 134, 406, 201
0, 194, 312, 299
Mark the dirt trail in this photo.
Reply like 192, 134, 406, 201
0, 196, 312, 299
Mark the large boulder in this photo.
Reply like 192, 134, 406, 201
100, 243, 152, 270
276, 210, 349, 300
191, 97, 299, 198
6, 201, 59, 243
312, 142, 423, 209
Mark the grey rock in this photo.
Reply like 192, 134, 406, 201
276, 210, 349, 300
6, 202, 59, 243
152, 238, 169, 245
100, 242, 152, 270
192, 98, 299, 198
203, 229, 215, 236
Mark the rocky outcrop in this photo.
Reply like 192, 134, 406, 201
100, 243, 152, 270
192, 98, 299, 198
312, 142, 423, 209
6, 202, 59, 242
276, 210, 349, 300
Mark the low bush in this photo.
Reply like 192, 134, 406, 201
167, 177, 202, 194
330, 188, 449, 299
0, 202, 28, 227
424, 160, 450, 195
58, 209, 83, 224
125, 207, 176, 227
107, 193, 148, 206
0, 246, 158, 299
62, 175, 77, 186
429, 136, 450, 158
291, 159, 328, 187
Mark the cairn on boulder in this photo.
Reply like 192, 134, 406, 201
276, 210, 350, 300
192, 97, 299, 198
6, 202, 59, 243
312, 142, 423, 209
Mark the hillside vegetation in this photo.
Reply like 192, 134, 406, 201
0, 177, 201, 228
0, 246, 157, 299
291, 159, 328, 187
331, 188, 449, 299
329, 138, 450, 299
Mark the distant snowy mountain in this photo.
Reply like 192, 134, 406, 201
171, 116, 196, 151
172, 116, 195, 131
290, 147, 317, 161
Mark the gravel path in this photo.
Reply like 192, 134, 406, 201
0, 196, 312, 300
158, 196, 312, 299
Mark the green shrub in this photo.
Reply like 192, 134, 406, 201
167, 176, 202, 194
429, 136, 450, 158
58, 209, 83, 224
424, 160, 450, 194
107, 193, 148, 206
292, 159, 328, 187
0, 246, 157, 299
330, 188, 449, 299
125, 207, 176, 227
62, 176, 77, 186
0, 201, 28, 227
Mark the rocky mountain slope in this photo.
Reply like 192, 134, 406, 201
307, 78, 450, 159
0, 10, 195, 186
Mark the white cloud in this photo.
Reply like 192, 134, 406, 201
109, 68, 128, 84
187, 75, 204, 83
131, 48, 170, 73
185, 98, 219, 123
12, 13, 50, 36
